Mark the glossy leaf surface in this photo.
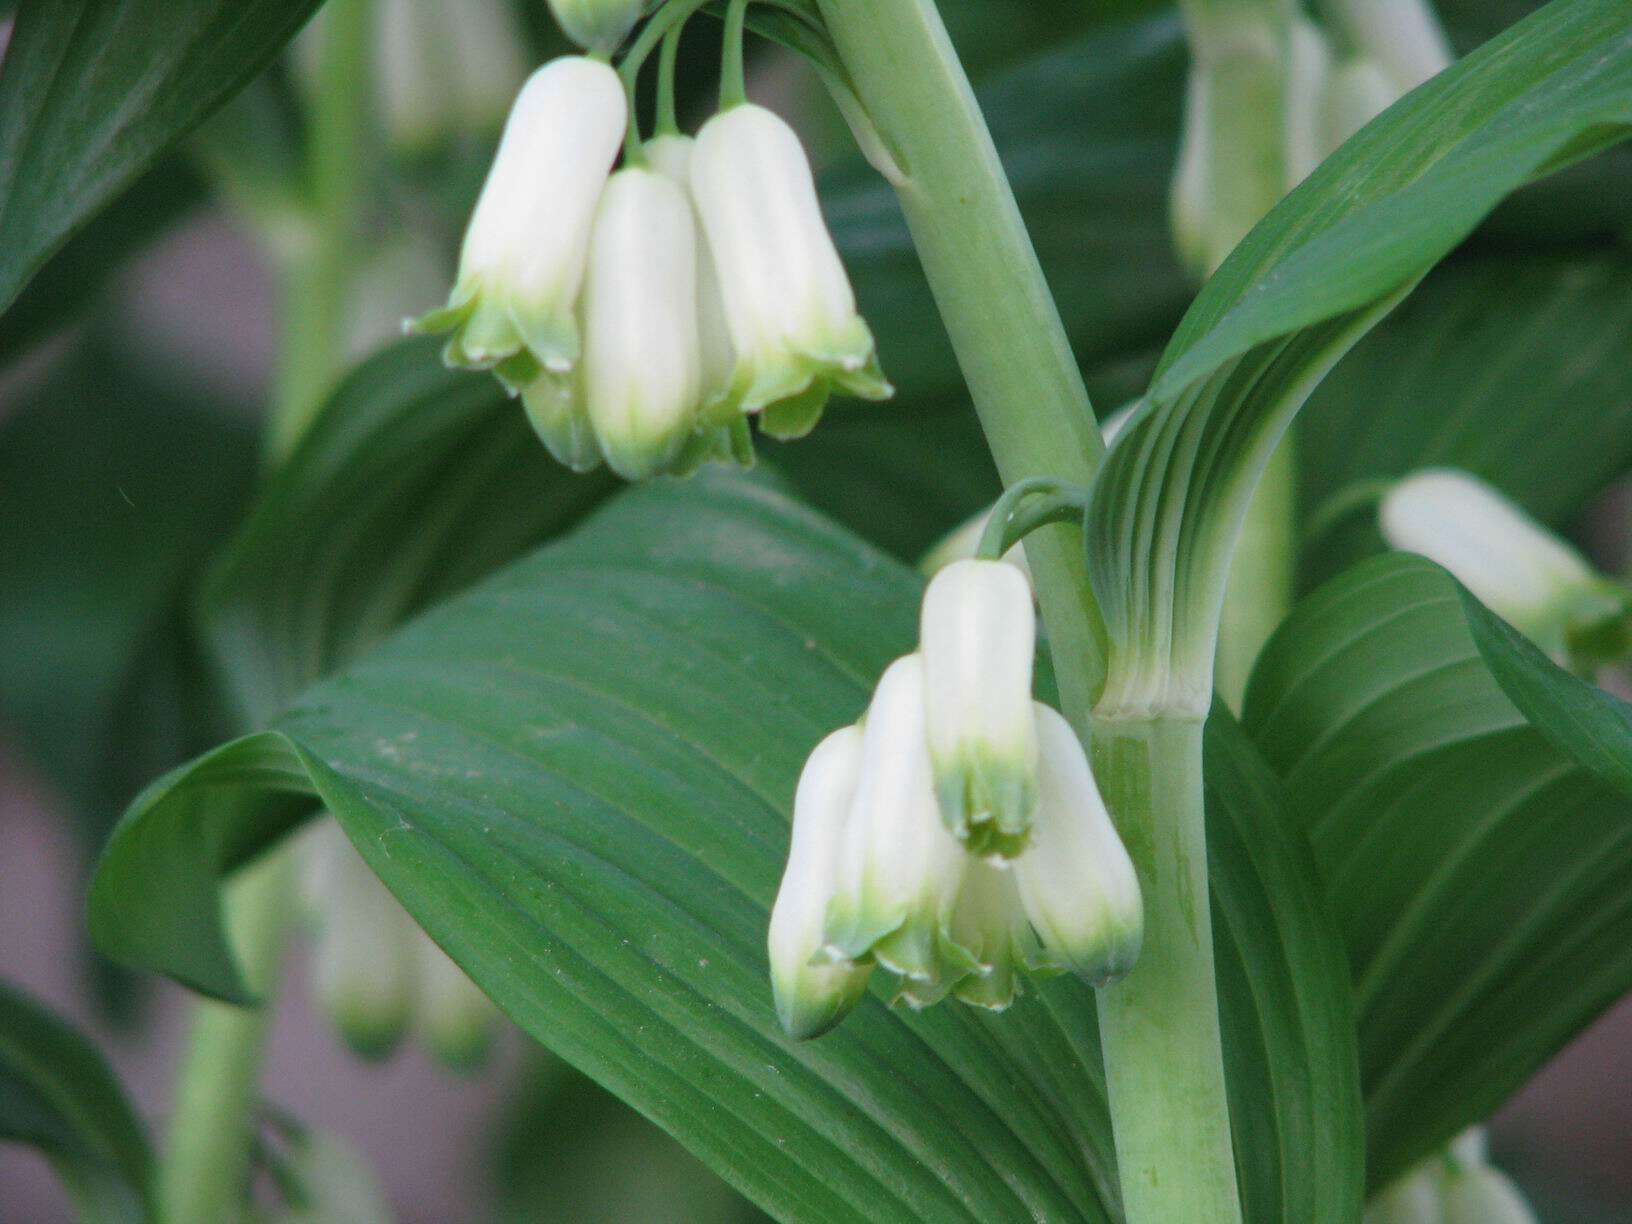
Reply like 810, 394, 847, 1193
1244, 554, 1632, 1185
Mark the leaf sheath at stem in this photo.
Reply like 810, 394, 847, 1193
1092, 716, 1243, 1224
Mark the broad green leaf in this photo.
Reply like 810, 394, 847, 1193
92, 473, 1359, 1221
1086, 0, 1632, 718
0, 0, 323, 316
1298, 251, 1632, 588
1242, 553, 1632, 1186
0, 981, 152, 1222
199, 337, 614, 722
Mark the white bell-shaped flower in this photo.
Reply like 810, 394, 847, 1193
305, 823, 416, 1059
581, 167, 703, 480
1380, 468, 1628, 659
1440, 1166, 1537, 1224
1321, 0, 1453, 93
823, 655, 975, 988
411, 57, 626, 386
412, 928, 497, 1069
1012, 705, 1143, 985
1321, 57, 1398, 155
769, 726, 874, 1039
920, 560, 1040, 859
690, 104, 890, 436
1362, 1168, 1440, 1224
547, 0, 644, 53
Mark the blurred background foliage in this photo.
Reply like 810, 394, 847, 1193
0, 0, 1628, 1218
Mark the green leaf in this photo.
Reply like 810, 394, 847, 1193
92, 472, 1359, 1221
1242, 553, 1632, 1187
0, 980, 152, 1222
1299, 250, 1632, 587
1085, 0, 1632, 718
0, 0, 324, 316
199, 337, 615, 723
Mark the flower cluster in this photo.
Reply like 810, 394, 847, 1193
769, 560, 1143, 1039
1365, 1128, 1536, 1224
1379, 468, 1632, 668
300, 822, 496, 1069
411, 54, 889, 481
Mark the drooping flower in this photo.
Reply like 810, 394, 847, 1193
690, 104, 891, 435
1364, 1128, 1537, 1224
919, 559, 1039, 859
1013, 705, 1143, 985
1284, 17, 1335, 186
1320, 0, 1453, 93
943, 862, 1041, 1011
1320, 57, 1398, 153
768, 726, 874, 1040
822, 655, 976, 989
410, 57, 626, 388
1380, 468, 1631, 664
580, 167, 703, 480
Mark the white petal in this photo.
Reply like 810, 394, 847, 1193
825, 655, 972, 985
1322, 0, 1453, 92
582, 167, 702, 479
1013, 705, 1143, 984
1284, 18, 1334, 187
1321, 58, 1399, 156
769, 725, 872, 1039
413, 927, 496, 1070
1380, 469, 1597, 639
920, 559, 1039, 857
1440, 1166, 1537, 1224
1363, 1167, 1442, 1224
309, 827, 415, 1058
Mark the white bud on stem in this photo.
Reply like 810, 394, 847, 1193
582, 167, 703, 480
920, 560, 1040, 859
769, 726, 873, 1040
1013, 705, 1143, 985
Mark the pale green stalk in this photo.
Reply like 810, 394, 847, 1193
814, 0, 1107, 729
1091, 718, 1242, 1223
161, 3, 373, 1216
817, 3, 1243, 1218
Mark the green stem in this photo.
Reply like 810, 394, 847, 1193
976, 477, 1090, 561
1091, 717, 1243, 1224
267, 0, 373, 463
720, 0, 751, 108
814, 0, 1107, 726
157, 852, 295, 1223
656, 23, 683, 134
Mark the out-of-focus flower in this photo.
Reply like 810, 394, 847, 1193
547, 0, 645, 55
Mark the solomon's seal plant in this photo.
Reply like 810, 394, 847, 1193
3, 0, 1631, 1220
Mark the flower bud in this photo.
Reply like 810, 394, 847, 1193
823, 655, 976, 988
411, 57, 625, 384
1380, 469, 1629, 661
1440, 1166, 1537, 1224
1013, 705, 1143, 985
413, 928, 497, 1070
690, 104, 891, 432
548, 0, 644, 54
1321, 58, 1398, 155
307, 825, 414, 1059
582, 167, 702, 480
769, 726, 874, 1039
920, 560, 1039, 859
1363, 1168, 1440, 1224
1321, 0, 1453, 93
